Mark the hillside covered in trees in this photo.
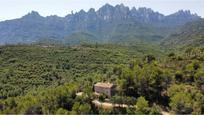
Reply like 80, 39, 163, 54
162, 19, 204, 49
0, 43, 204, 114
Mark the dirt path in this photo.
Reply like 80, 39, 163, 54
78, 92, 171, 114
92, 100, 133, 109
93, 100, 172, 115
161, 111, 171, 115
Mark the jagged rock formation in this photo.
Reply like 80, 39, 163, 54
0, 3, 200, 44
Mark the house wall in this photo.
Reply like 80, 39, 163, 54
94, 86, 112, 97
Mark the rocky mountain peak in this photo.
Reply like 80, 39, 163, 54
169, 10, 199, 18
26, 11, 41, 17
0, 4, 201, 44
97, 4, 114, 20
78, 10, 86, 14
102, 3, 114, 9
115, 3, 129, 12
88, 8, 95, 13
131, 7, 137, 12
177, 10, 190, 14
138, 7, 154, 13
22, 11, 42, 19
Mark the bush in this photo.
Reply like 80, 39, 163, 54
135, 96, 149, 114
24, 105, 43, 114
56, 108, 69, 115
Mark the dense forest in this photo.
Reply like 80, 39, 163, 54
0, 43, 204, 114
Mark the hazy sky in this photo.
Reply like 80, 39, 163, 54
0, 0, 203, 21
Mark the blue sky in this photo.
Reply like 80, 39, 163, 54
0, 0, 203, 21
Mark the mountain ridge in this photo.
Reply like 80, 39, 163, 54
0, 3, 201, 45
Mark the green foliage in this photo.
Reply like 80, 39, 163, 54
78, 103, 91, 114
72, 102, 91, 114
98, 94, 106, 102
149, 104, 161, 115
24, 105, 43, 114
168, 84, 204, 114
71, 102, 80, 112
56, 108, 69, 115
0, 44, 204, 114
135, 96, 149, 114
0, 83, 78, 114
144, 54, 156, 63
170, 92, 193, 114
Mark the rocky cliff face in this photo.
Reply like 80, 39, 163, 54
0, 3, 201, 44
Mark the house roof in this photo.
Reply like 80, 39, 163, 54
94, 82, 114, 88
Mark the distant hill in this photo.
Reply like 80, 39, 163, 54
0, 4, 201, 45
161, 19, 204, 48
63, 32, 99, 45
